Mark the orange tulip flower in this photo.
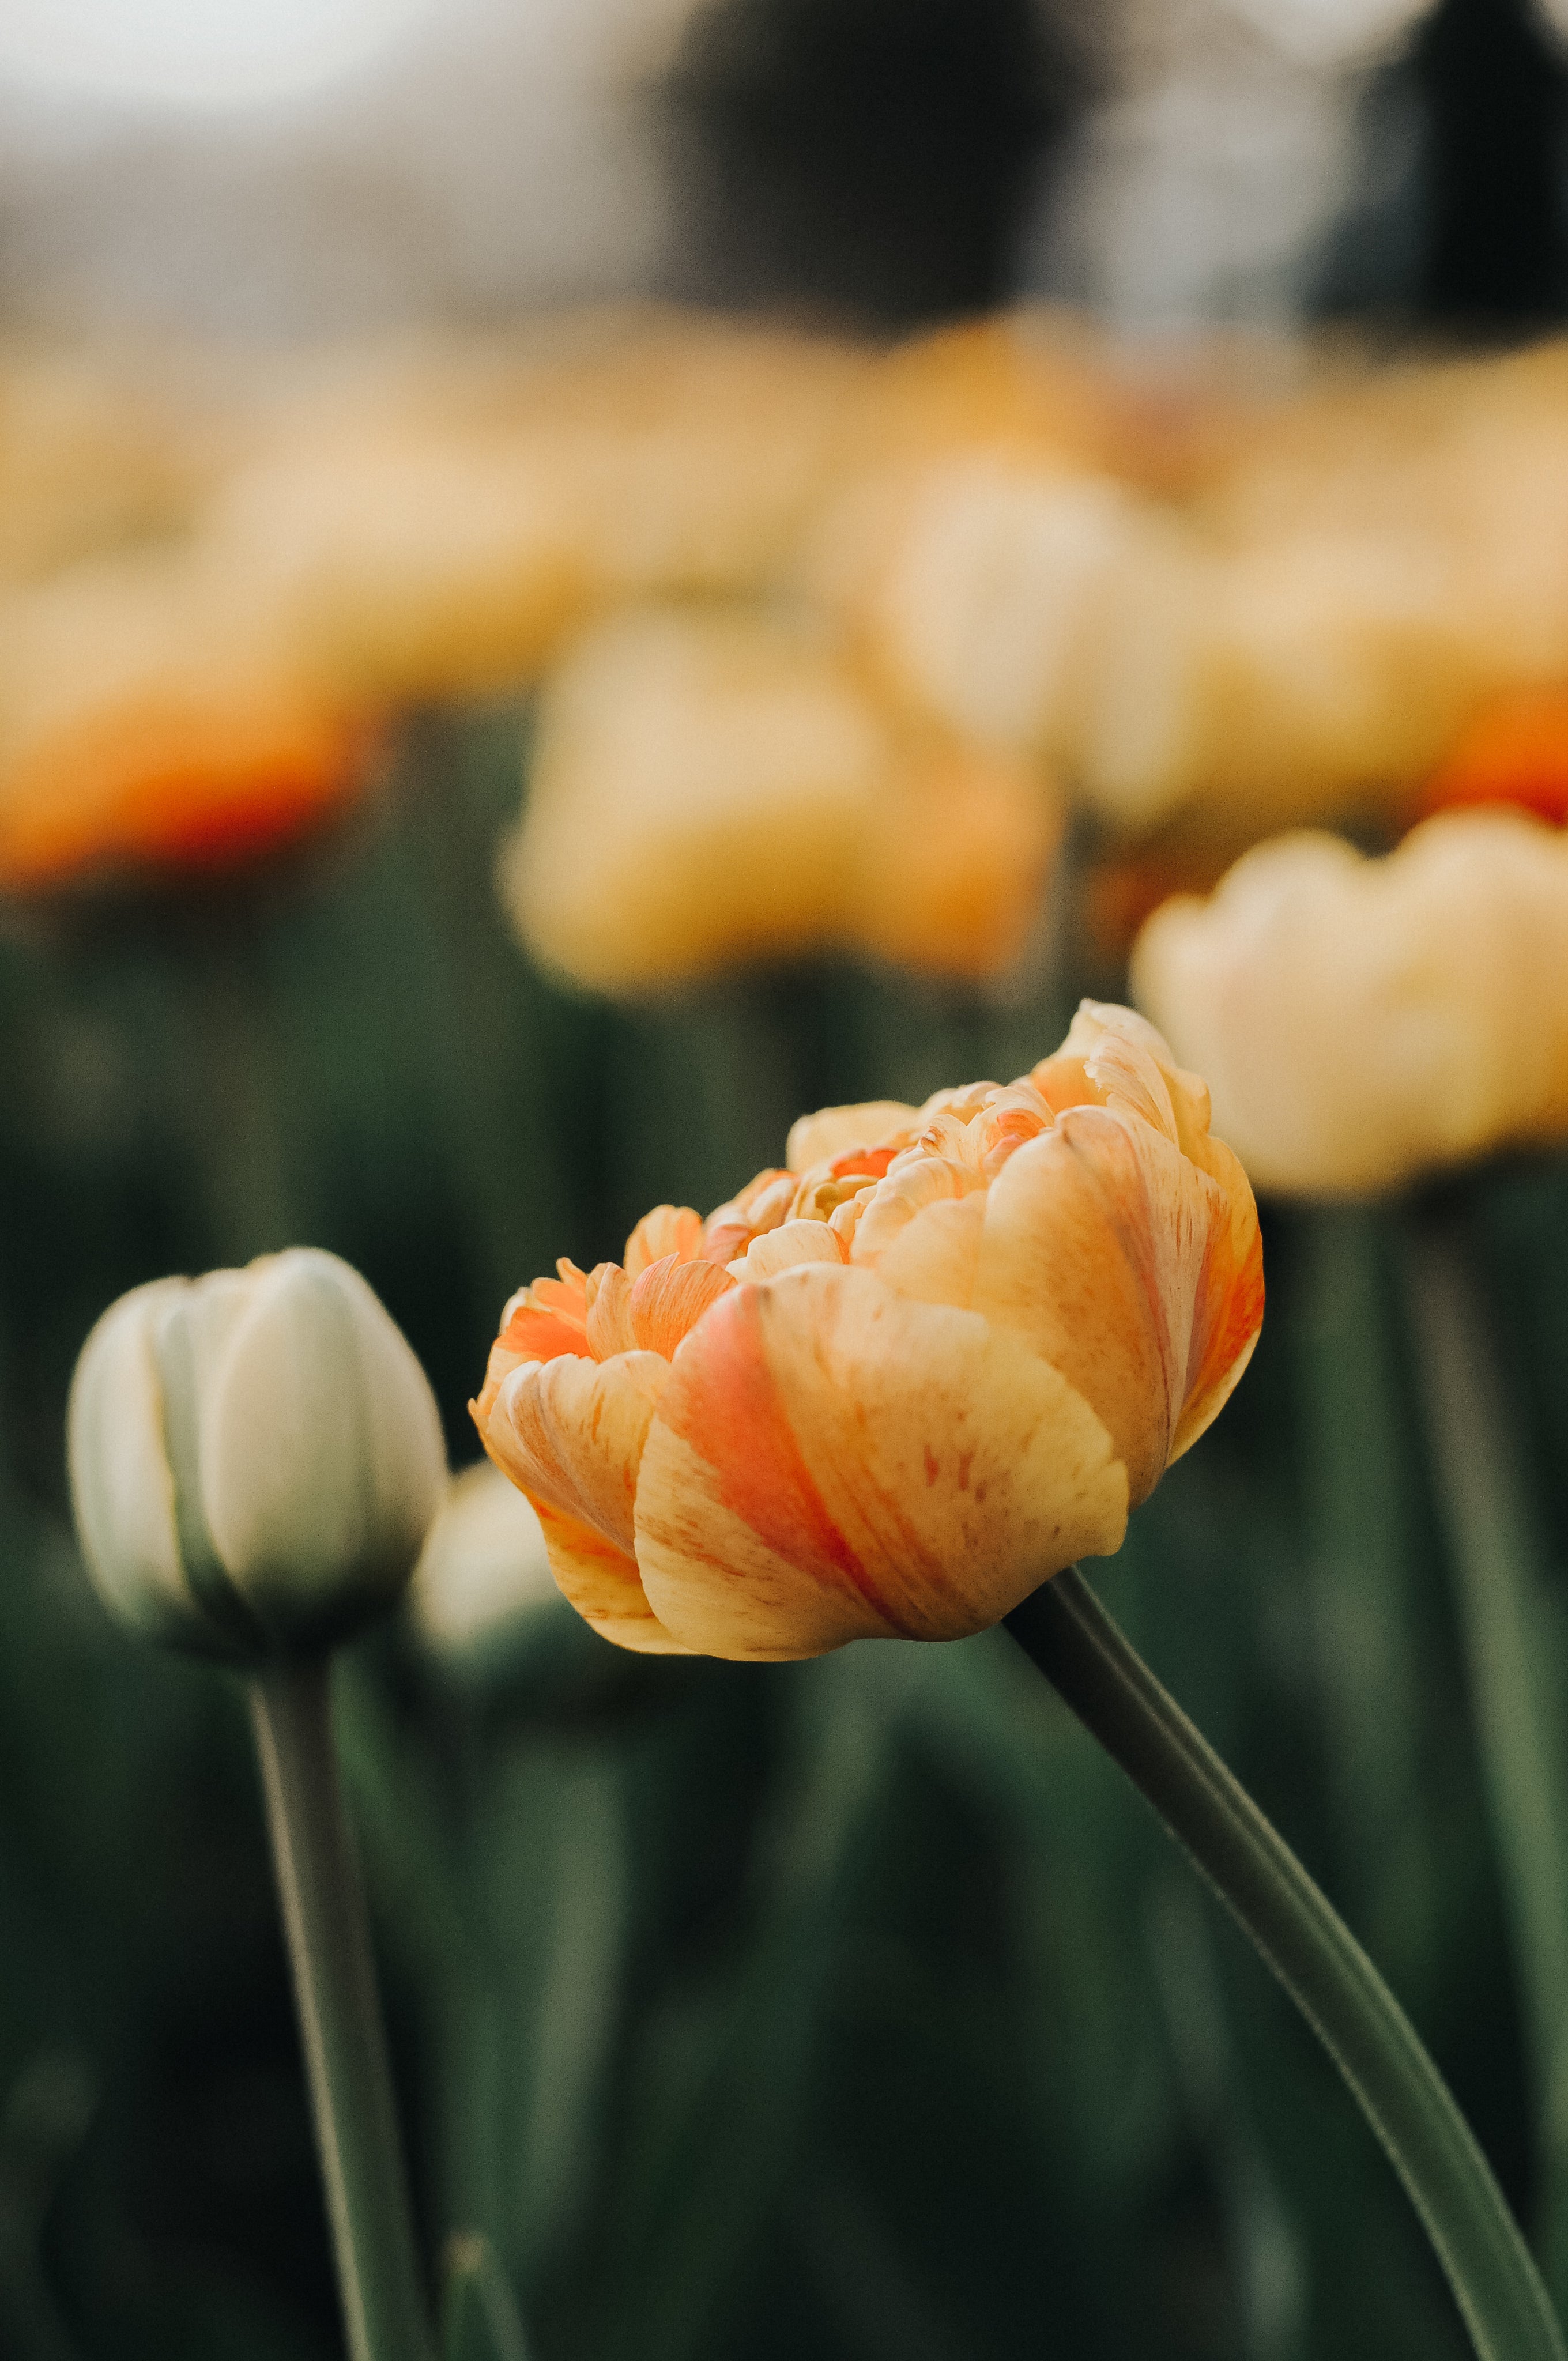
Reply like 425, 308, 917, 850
472, 1004, 1262, 1661
1415, 685, 1568, 828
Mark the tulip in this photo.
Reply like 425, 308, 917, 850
408, 1460, 560, 1664
1070, 523, 1491, 836
500, 604, 1060, 991
818, 451, 1156, 762
472, 1002, 1262, 1661
69, 1247, 447, 1660
1130, 810, 1568, 1199
1416, 686, 1568, 828
0, 556, 363, 889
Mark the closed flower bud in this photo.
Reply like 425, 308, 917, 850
472, 1003, 1262, 1662
69, 1248, 447, 1661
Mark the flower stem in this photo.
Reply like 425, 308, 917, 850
1401, 1201, 1568, 2302
1005, 1568, 1566, 2361
250, 1660, 434, 2361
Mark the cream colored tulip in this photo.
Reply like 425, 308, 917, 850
1131, 810, 1568, 1197
408, 1461, 561, 1664
212, 317, 874, 707
69, 1249, 447, 1659
1072, 524, 1493, 835
500, 604, 1059, 991
472, 1004, 1263, 1661
819, 452, 1156, 760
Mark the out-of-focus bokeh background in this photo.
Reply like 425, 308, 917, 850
9, 3, 1568, 2356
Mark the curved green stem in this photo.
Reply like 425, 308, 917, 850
250, 1661, 435, 2361
1401, 1203, 1568, 2302
1006, 1568, 1566, 2361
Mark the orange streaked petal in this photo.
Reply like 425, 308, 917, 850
972, 1107, 1227, 1507
850, 1154, 982, 1267
1169, 1126, 1264, 1460
532, 1498, 693, 1655
476, 1283, 594, 1417
726, 1217, 847, 1282
533, 1270, 589, 1316
700, 1221, 753, 1265
585, 1265, 637, 1360
1025, 1052, 1095, 1121
871, 1191, 986, 1308
632, 1264, 1128, 1660
499, 1306, 594, 1362
703, 1167, 792, 1243
624, 1205, 704, 1278
785, 1101, 921, 1174
481, 1348, 669, 1555
735, 1172, 798, 1236
829, 1144, 899, 1182
1057, 1000, 1181, 1140
627, 1254, 736, 1357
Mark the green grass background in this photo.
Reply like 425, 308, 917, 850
0, 706, 1558, 2360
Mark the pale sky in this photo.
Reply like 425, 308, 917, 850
0, 0, 442, 110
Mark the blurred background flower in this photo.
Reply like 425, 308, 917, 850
1130, 812, 1568, 1198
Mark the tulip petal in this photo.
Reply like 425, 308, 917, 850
497, 1306, 597, 1368
483, 1348, 669, 1556
785, 1100, 919, 1173
870, 1191, 986, 1306
972, 1108, 1226, 1506
1168, 1125, 1265, 1459
202, 1251, 447, 1639
625, 1205, 704, 1277
67, 1278, 196, 1647
628, 1254, 737, 1356
633, 1264, 1128, 1660
1064, 1004, 1264, 1458
1085, 1016, 1264, 1457
850, 1153, 982, 1265
532, 1498, 695, 1654
727, 1217, 847, 1282
1064, 999, 1181, 1138
478, 1280, 593, 1417
585, 1265, 637, 1360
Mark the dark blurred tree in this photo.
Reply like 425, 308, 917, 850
662, 0, 1097, 327
1323, 0, 1568, 333
1411, 0, 1568, 328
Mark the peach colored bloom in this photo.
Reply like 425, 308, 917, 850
1131, 810, 1568, 1197
0, 557, 365, 889
1415, 687, 1568, 829
501, 605, 1059, 990
472, 1004, 1262, 1661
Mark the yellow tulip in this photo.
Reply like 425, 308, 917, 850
1131, 810, 1568, 1197
472, 1004, 1263, 1661
501, 604, 1059, 990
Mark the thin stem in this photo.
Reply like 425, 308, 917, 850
250, 1661, 434, 2361
1006, 1568, 1566, 2361
1292, 1206, 1440, 2002
1401, 1204, 1568, 2298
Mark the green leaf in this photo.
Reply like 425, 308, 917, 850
440, 2234, 531, 2361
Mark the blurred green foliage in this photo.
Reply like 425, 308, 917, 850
0, 710, 1561, 2359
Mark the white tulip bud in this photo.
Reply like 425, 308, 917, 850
68, 1248, 448, 1660
408, 1460, 560, 1668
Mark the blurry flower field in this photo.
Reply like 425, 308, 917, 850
6, 307, 1568, 2359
